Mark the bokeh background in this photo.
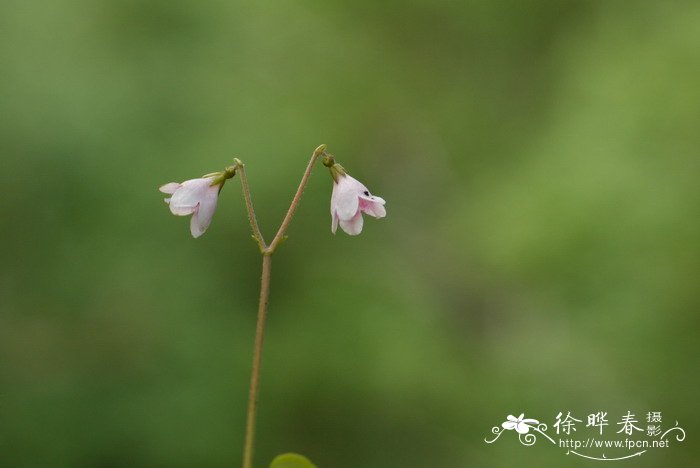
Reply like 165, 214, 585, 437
1, 1, 698, 466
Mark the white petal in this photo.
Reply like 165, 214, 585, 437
189, 188, 219, 238
169, 202, 197, 216
169, 177, 215, 216
338, 209, 364, 235
522, 418, 539, 425
159, 182, 181, 194
190, 204, 203, 238
170, 178, 213, 206
506, 415, 518, 422
332, 174, 366, 220
502, 422, 517, 430
331, 212, 339, 234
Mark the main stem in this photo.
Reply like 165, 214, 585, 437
243, 253, 272, 468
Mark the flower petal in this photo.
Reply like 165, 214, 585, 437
170, 178, 213, 206
169, 202, 197, 216
332, 175, 366, 220
169, 177, 215, 216
159, 182, 181, 194
359, 193, 385, 205
331, 212, 339, 234
338, 209, 364, 235
502, 421, 517, 430
189, 189, 219, 238
189, 204, 202, 238
507, 415, 518, 422
360, 198, 386, 218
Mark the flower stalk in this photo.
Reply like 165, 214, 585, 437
233, 158, 267, 252
268, 144, 327, 253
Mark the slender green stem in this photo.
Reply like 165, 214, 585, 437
235, 160, 267, 251
243, 253, 272, 468
238, 145, 325, 468
267, 144, 326, 253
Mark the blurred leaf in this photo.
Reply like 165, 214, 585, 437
270, 453, 317, 468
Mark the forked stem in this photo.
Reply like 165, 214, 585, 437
238, 145, 325, 468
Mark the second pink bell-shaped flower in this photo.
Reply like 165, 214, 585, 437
159, 174, 229, 238
330, 172, 386, 236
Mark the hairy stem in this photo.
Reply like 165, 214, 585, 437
239, 145, 325, 468
235, 161, 267, 251
243, 253, 272, 468
267, 144, 326, 253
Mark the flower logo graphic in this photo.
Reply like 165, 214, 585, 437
502, 414, 539, 434
485, 411, 686, 462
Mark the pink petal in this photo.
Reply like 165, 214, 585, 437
338, 210, 364, 235
159, 182, 181, 194
359, 198, 386, 218
358, 189, 386, 218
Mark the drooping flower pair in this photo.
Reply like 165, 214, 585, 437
159, 146, 386, 468
159, 152, 386, 237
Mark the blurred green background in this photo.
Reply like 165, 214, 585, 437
1, 1, 698, 466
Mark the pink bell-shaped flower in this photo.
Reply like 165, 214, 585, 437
159, 177, 221, 238
330, 173, 386, 235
